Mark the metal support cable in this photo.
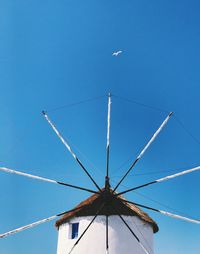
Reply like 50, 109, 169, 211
112, 94, 169, 113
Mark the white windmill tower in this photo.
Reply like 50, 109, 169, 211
55, 187, 158, 254
0, 93, 200, 254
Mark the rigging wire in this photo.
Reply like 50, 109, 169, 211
1, 113, 41, 164
46, 95, 106, 113
110, 150, 139, 179
173, 114, 200, 146
54, 131, 105, 179
44, 95, 106, 179
70, 137, 105, 178
1, 95, 105, 163
112, 94, 169, 114
110, 154, 187, 179
129, 213, 154, 254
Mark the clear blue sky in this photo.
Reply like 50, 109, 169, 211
0, 0, 200, 253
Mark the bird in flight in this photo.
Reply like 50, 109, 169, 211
112, 50, 122, 56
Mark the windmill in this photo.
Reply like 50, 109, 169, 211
0, 93, 200, 254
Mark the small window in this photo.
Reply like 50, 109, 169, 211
71, 223, 79, 239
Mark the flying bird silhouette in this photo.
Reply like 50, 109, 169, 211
112, 50, 122, 56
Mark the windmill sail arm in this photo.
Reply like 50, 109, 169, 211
0, 167, 98, 194
42, 111, 101, 192
0, 206, 86, 239
106, 93, 111, 150
106, 93, 111, 179
159, 210, 200, 224
119, 199, 200, 225
0, 215, 57, 238
113, 112, 173, 192
136, 112, 173, 160
116, 165, 200, 196
156, 166, 200, 182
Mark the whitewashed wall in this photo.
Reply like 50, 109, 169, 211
57, 215, 154, 254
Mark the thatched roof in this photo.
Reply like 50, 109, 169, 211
55, 188, 159, 233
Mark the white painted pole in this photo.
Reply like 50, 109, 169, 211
0, 206, 85, 238
106, 93, 111, 151
0, 167, 97, 194
137, 112, 173, 160
0, 215, 57, 238
118, 165, 200, 195
106, 93, 111, 179
0, 167, 56, 184
156, 166, 200, 183
159, 210, 200, 224
114, 112, 173, 192
42, 111, 101, 191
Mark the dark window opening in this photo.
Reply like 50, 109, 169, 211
71, 223, 79, 239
